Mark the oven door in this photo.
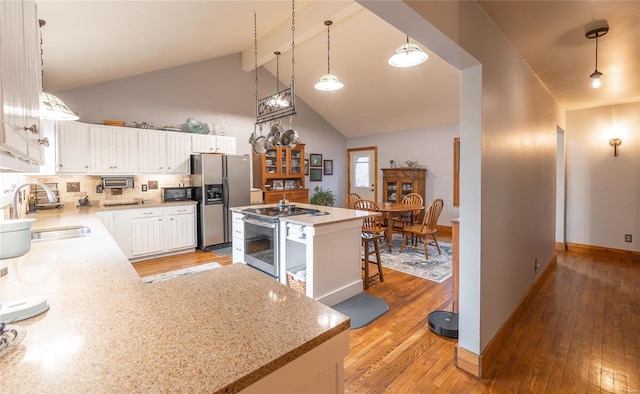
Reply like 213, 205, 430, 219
242, 216, 279, 279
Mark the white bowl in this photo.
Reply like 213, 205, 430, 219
0, 218, 36, 259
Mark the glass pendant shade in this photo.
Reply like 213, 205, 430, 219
315, 73, 344, 91
590, 70, 602, 89
388, 41, 428, 68
40, 93, 79, 121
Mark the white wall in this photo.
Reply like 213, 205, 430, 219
347, 124, 459, 225
362, 0, 564, 355
566, 102, 640, 251
55, 53, 348, 204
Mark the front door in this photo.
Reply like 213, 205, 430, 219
347, 147, 377, 203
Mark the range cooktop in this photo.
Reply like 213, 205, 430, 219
242, 206, 319, 218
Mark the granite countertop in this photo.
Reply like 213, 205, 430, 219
231, 203, 379, 227
1, 210, 349, 392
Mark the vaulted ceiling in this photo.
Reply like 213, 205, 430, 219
36, 1, 639, 138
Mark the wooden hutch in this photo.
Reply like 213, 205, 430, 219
381, 167, 426, 203
253, 143, 309, 204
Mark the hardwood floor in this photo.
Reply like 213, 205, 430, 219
132, 240, 640, 393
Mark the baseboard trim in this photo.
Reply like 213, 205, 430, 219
455, 253, 558, 378
436, 225, 452, 236
555, 242, 566, 251
565, 242, 640, 256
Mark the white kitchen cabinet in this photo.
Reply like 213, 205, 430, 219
166, 132, 192, 174
192, 134, 236, 154
166, 205, 196, 250
56, 121, 89, 173
231, 211, 245, 263
89, 125, 138, 174
0, 0, 43, 170
95, 211, 114, 234
138, 129, 166, 173
131, 208, 165, 257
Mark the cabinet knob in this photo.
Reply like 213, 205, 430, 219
38, 137, 50, 147
24, 124, 38, 134
160, 167, 163, 169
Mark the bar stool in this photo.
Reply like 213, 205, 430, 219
361, 233, 384, 289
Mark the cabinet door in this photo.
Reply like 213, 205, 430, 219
95, 211, 114, 235
166, 213, 196, 250
289, 146, 303, 176
264, 148, 280, 176
112, 128, 138, 173
191, 134, 217, 153
89, 126, 113, 172
56, 122, 89, 173
166, 133, 192, 174
131, 216, 164, 257
138, 130, 166, 173
215, 136, 236, 154
23, 0, 42, 164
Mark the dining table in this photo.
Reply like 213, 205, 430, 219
378, 202, 423, 251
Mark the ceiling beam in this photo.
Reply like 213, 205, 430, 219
241, 2, 362, 72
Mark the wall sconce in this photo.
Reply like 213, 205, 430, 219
609, 138, 621, 157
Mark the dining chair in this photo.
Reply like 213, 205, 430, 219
353, 198, 391, 252
391, 193, 424, 236
399, 198, 444, 259
345, 193, 361, 209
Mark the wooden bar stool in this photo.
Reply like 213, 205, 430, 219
361, 233, 384, 289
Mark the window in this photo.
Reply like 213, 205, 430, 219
355, 156, 370, 187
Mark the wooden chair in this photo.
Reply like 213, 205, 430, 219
361, 233, 384, 289
353, 198, 391, 252
391, 193, 424, 235
345, 193, 361, 209
399, 198, 444, 259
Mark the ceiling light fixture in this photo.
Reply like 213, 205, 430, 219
38, 19, 79, 121
315, 20, 343, 91
388, 35, 428, 68
585, 26, 609, 89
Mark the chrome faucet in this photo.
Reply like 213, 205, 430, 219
12, 182, 57, 219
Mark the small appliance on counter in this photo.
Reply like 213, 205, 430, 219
162, 186, 193, 202
101, 177, 134, 189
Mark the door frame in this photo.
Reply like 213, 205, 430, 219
346, 146, 378, 203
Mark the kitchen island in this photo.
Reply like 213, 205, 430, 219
0, 210, 350, 393
231, 203, 379, 307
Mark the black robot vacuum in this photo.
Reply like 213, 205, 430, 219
428, 310, 459, 338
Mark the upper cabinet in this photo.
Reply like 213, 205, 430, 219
0, 0, 44, 170
138, 129, 166, 173
89, 126, 138, 174
56, 121, 89, 173
191, 134, 236, 154
166, 132, 192, 174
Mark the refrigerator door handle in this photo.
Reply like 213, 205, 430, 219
223, 177, 229, 205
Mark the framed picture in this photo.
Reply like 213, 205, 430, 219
284, 180, 296, 190
304, 159, 309, 175
272, 180, 284, 190
323, 160, 333, 175
310, 153, 323, 167
310, 168, 323, 182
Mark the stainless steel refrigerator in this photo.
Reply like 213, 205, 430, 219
190, 154, 251, 250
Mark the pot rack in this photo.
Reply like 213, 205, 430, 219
253, 1, 297, 127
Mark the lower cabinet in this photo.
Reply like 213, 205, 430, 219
96, 204, 196, 261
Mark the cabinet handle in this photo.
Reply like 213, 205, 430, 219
24, 124, 38, 134
84, 165, 88, 168
177, 209, 186, 212
168, 167, 171, 169
143, 212, 153, 215
38, 138, 50, 147
160, 167, 163, 169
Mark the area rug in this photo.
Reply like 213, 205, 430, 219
374, 235, 453, 283
332, 292, 389, 329
142, 262, 221, 284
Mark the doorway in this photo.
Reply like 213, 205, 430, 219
347, 147, 378, 202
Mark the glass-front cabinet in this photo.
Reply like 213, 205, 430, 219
253, 144, 308, 203
381, 168, 426, 203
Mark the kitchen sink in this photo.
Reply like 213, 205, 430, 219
31, 226, 92, 242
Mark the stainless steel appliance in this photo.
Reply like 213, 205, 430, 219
191, 154, 251, 250
241, 206, 318, 279
102, 177, 134, 189
162, 187, 193, 202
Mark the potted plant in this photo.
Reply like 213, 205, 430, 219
310, 186, 335, 207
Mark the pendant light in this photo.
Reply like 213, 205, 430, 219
39, 19, 79, 121
585, 26, 608, 89
388, 35, 428, 68
315, 20, 343, 91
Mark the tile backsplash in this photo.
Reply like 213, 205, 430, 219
25, 174, 191, 209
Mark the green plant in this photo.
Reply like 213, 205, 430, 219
310, 186, 335, 207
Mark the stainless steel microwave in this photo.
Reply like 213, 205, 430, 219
102, 177, 134, 189
162, 187, 193, 202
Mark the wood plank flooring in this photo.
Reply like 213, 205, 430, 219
132, 239, 640, 393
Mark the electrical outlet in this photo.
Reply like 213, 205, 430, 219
534, 258, 539, 271
625, 234, 632, 243
142, 184, 148, 192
